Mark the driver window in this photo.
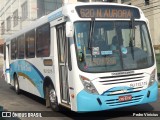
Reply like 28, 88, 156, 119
141, 25, 150, 52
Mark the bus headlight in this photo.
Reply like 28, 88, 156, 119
149, 69, 156, 87
80, 75, 99, 94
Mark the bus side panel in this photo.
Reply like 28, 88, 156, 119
10, 59, 45, 98
16, 60, 29, 92
24, 59, 44, 97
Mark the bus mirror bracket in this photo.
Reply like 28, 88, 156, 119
66, 22, 74, 37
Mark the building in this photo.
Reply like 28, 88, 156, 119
122, 0, 160, 47
0, 0, 64, 40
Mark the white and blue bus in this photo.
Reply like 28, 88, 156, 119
3, 2, 158, 112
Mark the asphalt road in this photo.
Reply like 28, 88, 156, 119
0, 68, 160, 120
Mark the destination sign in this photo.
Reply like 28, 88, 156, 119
76, 5, 140, 19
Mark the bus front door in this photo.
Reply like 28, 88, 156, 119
56, 24, 70, 104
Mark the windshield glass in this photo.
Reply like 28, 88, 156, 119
74, 21, 154, 73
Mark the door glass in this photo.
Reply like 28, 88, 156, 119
57, 24, 69, 103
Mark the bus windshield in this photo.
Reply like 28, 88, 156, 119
74, 21, 154, 73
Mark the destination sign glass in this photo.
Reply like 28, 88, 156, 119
76, 5, 140, 19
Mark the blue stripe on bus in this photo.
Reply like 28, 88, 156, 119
48, 11, 63, 22
77, 82, 158, 112
10, 60, 45, 98
25, 61, 44, 80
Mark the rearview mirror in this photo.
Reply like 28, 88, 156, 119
66, 22, 74, 37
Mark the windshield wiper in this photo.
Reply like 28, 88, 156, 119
88, 17, 95, 61
129, 39, 134, 59
129, 16, 135, 60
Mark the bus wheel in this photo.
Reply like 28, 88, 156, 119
14, 75, 20, 94
48, 84, 60, 111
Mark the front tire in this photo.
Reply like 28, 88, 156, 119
48, 84, 60, 111
14, 75, 20, 94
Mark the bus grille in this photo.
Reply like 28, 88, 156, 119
92, 72, 148, 95
105, 95, 143, 106
99, 73, 144, 85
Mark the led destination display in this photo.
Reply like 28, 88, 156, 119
76, 5, 140, 19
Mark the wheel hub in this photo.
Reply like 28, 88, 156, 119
49, 89, 56, 103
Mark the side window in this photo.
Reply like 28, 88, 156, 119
36, 23, 50, 57
25, 30, 35, 58
11, 38, 17, 60
18, 35, 25, 59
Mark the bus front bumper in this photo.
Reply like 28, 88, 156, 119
77, 82, 158, 112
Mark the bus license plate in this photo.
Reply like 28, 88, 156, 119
119, 95, 132, 102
